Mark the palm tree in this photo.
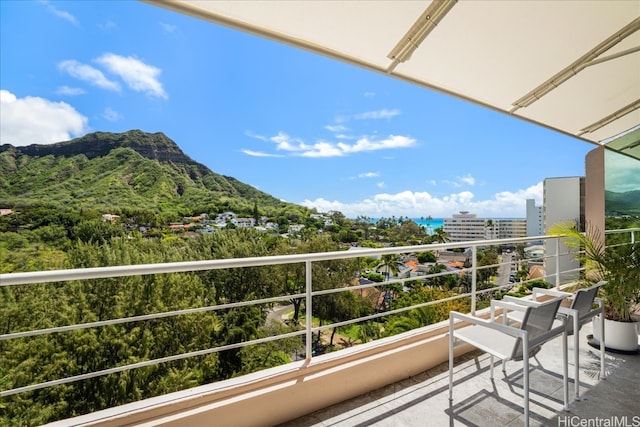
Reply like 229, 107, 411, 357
376, 254, 403, 280
433, 227, 450, 244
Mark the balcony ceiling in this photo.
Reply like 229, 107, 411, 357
146, 0, 640, 160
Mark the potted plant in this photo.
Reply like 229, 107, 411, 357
550, 222, 640, 351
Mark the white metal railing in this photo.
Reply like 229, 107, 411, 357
1, 230, 636, 401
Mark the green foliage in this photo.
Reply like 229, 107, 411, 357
361, 272, 384, 282
549, 222, 640, 321
417, 251, 437, 263
383, 287, 469, 336
0, 229, 293, 425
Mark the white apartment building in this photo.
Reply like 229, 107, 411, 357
543, 177, 585, 284
494, 218, 527, 239
443, 211, 488, 242
444, 213, 526, 242
526, 199, 543, 237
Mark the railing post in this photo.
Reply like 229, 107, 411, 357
471, 245, 477, 316
305, 260, 313, 361
554, 237, 560, 289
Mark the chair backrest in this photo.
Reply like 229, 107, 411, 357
511, 297, 563, 361
567, 281, 606, 334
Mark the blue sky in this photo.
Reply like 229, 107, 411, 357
0, 0, 598, 219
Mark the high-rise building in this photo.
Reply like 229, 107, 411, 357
495, 218, 527, 239
526, 199, 543, 237
543, 177, 585, 284
443, 212, 526, 242
443, 211, 487, 242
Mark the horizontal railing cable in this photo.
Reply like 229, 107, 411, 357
0, 292, 306, 341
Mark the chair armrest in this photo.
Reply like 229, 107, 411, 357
490, 299, 529, 321
531, 287, 572, 301
503, 294, 568, 307
450, 311, 527, 339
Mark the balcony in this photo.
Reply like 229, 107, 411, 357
1, 232, 638, 426
280, 322, 640, 427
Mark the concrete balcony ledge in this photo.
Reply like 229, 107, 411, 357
47, 316, 477, 427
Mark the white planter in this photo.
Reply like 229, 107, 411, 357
592, 315, 640, 352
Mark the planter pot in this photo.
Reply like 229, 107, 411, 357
592, 315, 640, 352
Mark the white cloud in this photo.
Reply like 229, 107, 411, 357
442, 173, 477, 188
0, 90, 88, 146
96, 53, 168, 99
459, 174, 476, 186
241, 149, 284, 158
159, 22, 179, 34
376, 181, 386, 188
354, 109, 401, 120
99, 20, 117, 31
358, 172, 379, 178
301, 141, 346, 158
326, 124, 348, 133
363, 91, 376, 98
337, 135, 416, 153
300, 182, 544, 219
253, 132, 416, 158
103, 107, 121, 122
58, 60, 120, 91
244, 130, 268, 141
43, 1, 78, 25
55, 86, 86, 96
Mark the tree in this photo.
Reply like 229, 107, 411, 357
376, 254, 403, 280
432, 227, 450, 244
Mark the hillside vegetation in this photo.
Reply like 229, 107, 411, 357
0, 130, 305, 219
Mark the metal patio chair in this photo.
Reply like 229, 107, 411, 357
449, 296, 569, 427
504, 281, 606, 400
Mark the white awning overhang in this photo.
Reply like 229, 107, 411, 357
144, 0, 640, 160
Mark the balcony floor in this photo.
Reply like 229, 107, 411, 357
280, 322, 640, 426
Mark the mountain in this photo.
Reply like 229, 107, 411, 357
0, 130, 305, 217
605, 190, 640, 216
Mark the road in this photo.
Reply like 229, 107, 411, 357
496, 252, 514, 286
267, 304, 294, 323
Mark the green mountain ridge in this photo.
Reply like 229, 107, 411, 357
0, 130, 305, 217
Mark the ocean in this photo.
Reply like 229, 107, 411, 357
367, 217, 444, 235
413, 218, 444, 235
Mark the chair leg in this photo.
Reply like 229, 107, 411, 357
523, 340, 529, 427
490, 355, 495, 379
599, 313, 606, 380
563, 329, 569, 411
574, 317, 580, 401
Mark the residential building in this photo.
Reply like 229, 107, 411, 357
443, 211, 487, 242
494, 218, 526, 239
543, 176, 585, 283
442, 212, 524, 242
526, 199, 543, 237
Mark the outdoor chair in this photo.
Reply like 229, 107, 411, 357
503, 281, 606, 400
449, 296, 569, 427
